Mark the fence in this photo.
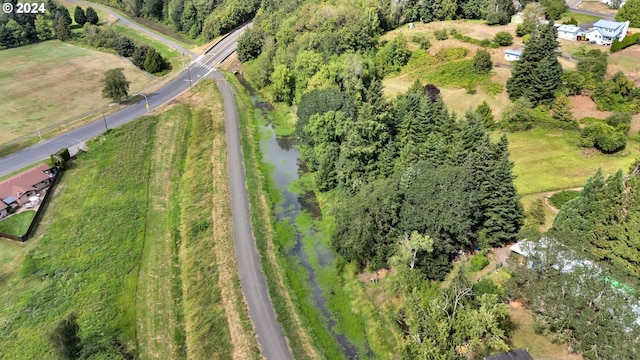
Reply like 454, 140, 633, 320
0, 167, 62, 242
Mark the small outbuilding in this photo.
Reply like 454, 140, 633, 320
504, 49, 522, 61
484, 349, 534, 360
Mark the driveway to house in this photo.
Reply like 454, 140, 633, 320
566, 0, 616, 20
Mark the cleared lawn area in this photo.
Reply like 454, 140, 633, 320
509, 304, 583, 360
0, 211, 36, 237
500, 128, 640, 195
0, 41, 155, 146
559, 10, 600, 24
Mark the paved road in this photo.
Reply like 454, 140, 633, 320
68, 0, 193, 56
214, 71, 294, 360
0, 14, 294, 360
566, 0, 615, 20
0, 25, 245, 177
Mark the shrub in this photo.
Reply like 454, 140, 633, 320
131, 45, 149, 70
412, 34, 431, 50
501, 97, 535, 131
473, 278, 505, 301
494, 31, 514, 46
605, 112, 632, 133
112, 36, 136, 57
611, 33, 640, 53
450, 28, 458, 35
485, 82, 503, 95
486, 11, 510, 25
529, 198, 546, 225
549, 190, 580, 209
580, 122, 627, 153
470, 253, 490, 271
465, 84, 477, 94
564, 17, 578, 25
434, 29, 449, 40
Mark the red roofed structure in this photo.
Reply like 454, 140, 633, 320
0, 164, 57, 219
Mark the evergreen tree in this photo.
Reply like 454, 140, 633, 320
507, 24, 561, 105
337, 103, 391, 192
475, 101, 495, 129
472, 49, 493, 74
477, 135, 523, 246
552, 94, 574, 121
131, 45, 149, 70
55, 17, 72, 41
143, 47, 169, 74
35, 15, 51, 41
74, 6, 87, 26
86, 7, 99, 25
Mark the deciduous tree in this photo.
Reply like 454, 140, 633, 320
101, 68, 130, 103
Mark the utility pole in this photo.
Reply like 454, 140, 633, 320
182, 53, 192, 87
36, 122, 43, 142
102, 110, 108, 131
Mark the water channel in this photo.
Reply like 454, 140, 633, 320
235, 75, 362, 359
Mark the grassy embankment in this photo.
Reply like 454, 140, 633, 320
176, 81, 259, 360
0, 211, 36, 236
0, 116, 157, 359
227, 74, 325, 360
0, 41, 155, 149
0, 81, 257, 359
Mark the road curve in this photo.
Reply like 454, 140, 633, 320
68, 0, 193, 56
566, 0, 615, 20
212, 72, 294, 360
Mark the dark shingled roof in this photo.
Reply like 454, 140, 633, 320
484, 349, 534, 360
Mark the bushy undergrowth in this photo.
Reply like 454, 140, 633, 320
549, 190, 581, 209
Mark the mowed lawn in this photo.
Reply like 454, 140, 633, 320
0, 211, 36, 236
0, 41, 155, 145
500, 128, 640, 195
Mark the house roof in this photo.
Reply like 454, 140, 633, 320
593, 19, 625, 31
0, 201, 7, 211
505, 49, 522, 56
558, 24, 584, 34
0, 164, 53, 200
484, 349, 534, 360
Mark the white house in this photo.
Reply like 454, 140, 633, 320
601, 0, 626, 9
585, 19, 631, 45
557, 24, 585, 41
504, 49, 522, 61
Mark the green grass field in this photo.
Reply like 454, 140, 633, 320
0, 82, 258, 358
0, 41, 155, 146
499, 128, 640, 195
0, 116, 157, 358
559, 10, 600, 25
0, 211, 36, 237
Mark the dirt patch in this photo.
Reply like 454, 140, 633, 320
569, 95, 613, 120
609, 46, 640, 86
631, 114, 640, 133
578, 0, 618, 14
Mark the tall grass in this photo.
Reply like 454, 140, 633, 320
178, 101, 233, 359
0, 117, 156, 358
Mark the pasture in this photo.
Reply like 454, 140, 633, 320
0, 41, 155, 146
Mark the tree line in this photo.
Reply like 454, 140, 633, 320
85, 0, 259, 40
0, 0, 98, 48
